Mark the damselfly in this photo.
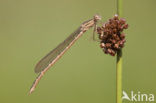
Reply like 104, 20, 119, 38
29, 15, 101, 94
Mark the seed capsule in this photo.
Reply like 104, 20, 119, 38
114, 44, 119, 49
120, 33, 125, 39
100, 43, 105, 48
123, 24, 128, 29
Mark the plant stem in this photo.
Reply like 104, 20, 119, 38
117, 0, 123, 16
116, 0, 123, 103
116, 49, 122, 103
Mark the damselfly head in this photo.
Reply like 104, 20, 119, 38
94, 15, 101, 21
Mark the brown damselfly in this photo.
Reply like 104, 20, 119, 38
29, 15, 101, 94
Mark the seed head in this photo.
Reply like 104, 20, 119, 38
97, 14, 128, 56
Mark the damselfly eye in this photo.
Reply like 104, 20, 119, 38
94, 15, 101, 21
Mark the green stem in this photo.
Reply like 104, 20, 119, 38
116, 0, 123, 103
117, 0, 123, 16
116, 49, 122, 103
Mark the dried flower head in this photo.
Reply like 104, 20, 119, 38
97, 14, 128, 56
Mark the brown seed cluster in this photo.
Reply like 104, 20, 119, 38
97, 14, 128, 56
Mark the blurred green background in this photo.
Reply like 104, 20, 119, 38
0, 0, 156, 103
